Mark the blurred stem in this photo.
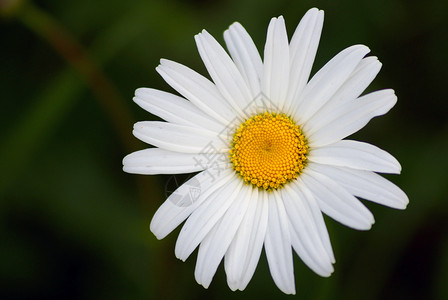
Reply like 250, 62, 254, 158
16, 0, 137, 153
0, 1, 152, 207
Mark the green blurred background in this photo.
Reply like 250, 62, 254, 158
1, 0, 447, 299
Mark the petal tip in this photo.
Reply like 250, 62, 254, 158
396, 194, 410, 210
134, 87, 147, 96
175, 251, 187, 262
149, 220, 165, 240
159, 58, 170, 65
226, 278, 241, 291
228, 21, 242, 29
283, 286, 296, 295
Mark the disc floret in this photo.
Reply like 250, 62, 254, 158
230, 112, 308, 190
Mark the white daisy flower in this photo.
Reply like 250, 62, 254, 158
123, 8, 408, 294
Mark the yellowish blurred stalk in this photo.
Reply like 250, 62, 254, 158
0, 0, 153, 211
3, 0, 137, 153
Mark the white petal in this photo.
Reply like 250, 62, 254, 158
301, 168, 375, 230
284, 8, 324, 114
195, 30, 252, 117
307, 89, 397, 146
293, 45, 370, 124
262, 16, 290, 111
156, 59, 236, 124
194, 184, 252, 288
224, 22, 263, 97
175, 175, 242, 261
308, 140, 401, 174
303, 57, 382, 134
123, 148, 219, 174
133, 121, 228, 154
134, 88, 224, 133
224, 188, 268, 291
293, 179, 335, 263
309, 163, 409, 209
150, 168, 233, 239
327, 56, 382, 106
282, 185, 334, 276
264, 191, 296, 295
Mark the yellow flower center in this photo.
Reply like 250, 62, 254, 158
229, 112, 308, 190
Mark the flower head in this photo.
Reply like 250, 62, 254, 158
123, 8, 408, 294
